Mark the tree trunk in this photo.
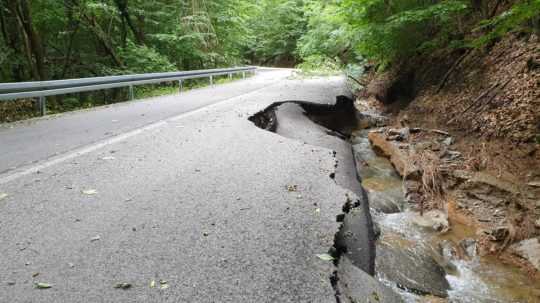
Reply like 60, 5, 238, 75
114, 0, 145, 45
15, 0, 47, 80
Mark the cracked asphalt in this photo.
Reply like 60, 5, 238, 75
0, 69, 356, 302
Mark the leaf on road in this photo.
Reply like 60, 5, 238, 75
32, 272, 40, 277
114, 283, 132, 289
35, 282, 52, 289
159, 280, 169, 290
316, 253, 335, 261
315, 208, 320, 213
286, 185, 298, 192
99, 156, 116, 161
150, 280, 156, 288
0, 193, 8, 200
90, 235, 101, 242
82, 189, 98, 195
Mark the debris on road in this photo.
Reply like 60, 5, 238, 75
114, 283, 132, 289
34, 282, 52, 289
82, 189, 98, 195
90, 235, 101, 242
316, 253, 335, 261
0, 193, 8, 201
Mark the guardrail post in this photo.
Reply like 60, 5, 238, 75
38, 96, 46, 116
128, 85, 134, 100
242, 72, 246, 79
229, 73, 232, 80
209, 75, 213, 86
178, 80, 183, 93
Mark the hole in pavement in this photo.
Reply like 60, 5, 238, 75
248, 96, 375, 302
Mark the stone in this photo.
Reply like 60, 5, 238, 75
459, 238, 477, 258
357, 112, 390, 129
387, 127, 410, 141
368, 190, 401, 214
509, 237, 540, 271
442, 137, 454, 146
337, 256, 404, 303
376, 242, 450, 298
352, 139, 397, 181
411, 210, 449, 232
528, 181, 540, 188
438, 240, 458, 261
368, 132, 408, 177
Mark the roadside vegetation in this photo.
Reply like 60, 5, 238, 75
0, 0, 538, 121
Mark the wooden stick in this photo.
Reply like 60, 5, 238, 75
347, 74, 367, 87
436, 50, 471, 93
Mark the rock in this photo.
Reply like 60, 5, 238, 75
528, 181, 540, 188
509, 237, 540, 271
335, 199, 376, 275
357, 112, 390, 129
337, 256, 404, 303
368, 190, 401, 213
442, 137, 454, 146
368, 132, 419, 179
452, 170, 472, 181
486, 226, 510, 241
352, 139, 398, 181
387, 127, 410, 141
376, 242, 450, 297
438, 240, 458, 261
373, 221, 381, 240
459, 238, 477, 258
411, 210, 449, 232
462, 172, 521, 195
442, 150, 462, 161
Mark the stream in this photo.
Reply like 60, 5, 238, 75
249, 96, 539, 302
351, 128, 539, 303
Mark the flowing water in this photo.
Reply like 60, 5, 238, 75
354, 131, 540, 303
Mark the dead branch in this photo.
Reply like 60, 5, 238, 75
347, 74, 368, 87
436, 50, 471, 93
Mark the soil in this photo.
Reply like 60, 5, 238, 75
357, 32, 540, 280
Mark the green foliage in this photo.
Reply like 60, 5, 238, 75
296, 55, 341, 76
472, 0, 540, 47
118, 42, 176, 74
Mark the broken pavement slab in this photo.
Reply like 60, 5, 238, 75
336, 256, 404, 303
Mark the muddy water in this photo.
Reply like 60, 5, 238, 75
356, 131, 540, 303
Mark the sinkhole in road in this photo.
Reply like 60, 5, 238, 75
248, 96, 378, 302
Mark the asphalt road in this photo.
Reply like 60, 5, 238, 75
0, 69, 356, 302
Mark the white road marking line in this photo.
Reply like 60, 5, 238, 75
0, 81, 283, 185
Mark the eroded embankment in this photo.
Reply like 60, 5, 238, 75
249, 95, 540, 302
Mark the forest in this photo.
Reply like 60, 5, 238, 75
1, 0, 538, 83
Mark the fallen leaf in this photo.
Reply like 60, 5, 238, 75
82, 189, 97, 195
99, 156, 116, 161
286, 185, 298, 192
0, 193, 8, 200
32, 272, 40, 277
35, 282, 52, 289
114, 283, 132, 289
315, 208, 321, 213
150, 280, 156, 288
159, 280, 169, 289
316, 253, 335, 261
68, 262, 75, 268
90, 235, 101, 242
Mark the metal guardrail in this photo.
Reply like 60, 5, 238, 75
0, 66, 256, 116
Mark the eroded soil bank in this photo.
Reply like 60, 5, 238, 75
249, 95, 539, 302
